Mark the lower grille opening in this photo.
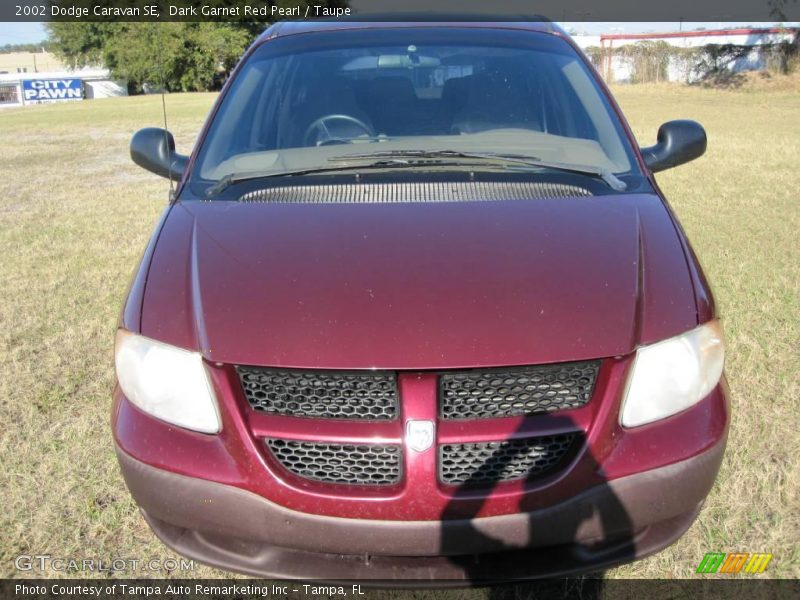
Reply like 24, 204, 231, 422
439, 434, 576, 485
266, 439, 402, 486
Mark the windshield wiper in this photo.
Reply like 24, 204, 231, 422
204, 159, 432, 198
206, 150, 628, 198
204, 157, 489, 198
329, 150, 628, 192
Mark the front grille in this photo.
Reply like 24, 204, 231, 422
440, 361, 600, 420
238, 367, 398, 420
439, 434, 576, 485
267, 439, 402, 485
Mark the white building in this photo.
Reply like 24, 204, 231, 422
571, 27, 799, 83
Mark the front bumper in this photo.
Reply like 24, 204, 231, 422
116, 435, 725, 582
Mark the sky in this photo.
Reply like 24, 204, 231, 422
0, 22, 48, 45
1, 21, 798, 45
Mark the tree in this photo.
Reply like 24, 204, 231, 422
582, 46, 605, 70
46, 22, 251, 92
619, 41, 672, 83
46, 0, 350, 92
46, 22, 107, 68
104, 23, 252, 92
0, 42, 52, 53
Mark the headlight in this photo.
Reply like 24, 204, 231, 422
620, 320, 724, 428
114, 330, 221, 434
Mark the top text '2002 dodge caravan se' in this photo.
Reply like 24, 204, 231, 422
114, 20, 728, 582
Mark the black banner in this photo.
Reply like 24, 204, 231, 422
2, 0, 800, 23
3, 579, 800, 600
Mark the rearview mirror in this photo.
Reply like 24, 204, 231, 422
640, 120, 707, 173
130, 127, 188, 181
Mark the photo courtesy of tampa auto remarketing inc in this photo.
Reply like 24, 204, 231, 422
0, 0, 798, 598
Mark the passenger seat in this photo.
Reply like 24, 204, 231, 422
365, 77, 419, 135
451, 69, 542, 134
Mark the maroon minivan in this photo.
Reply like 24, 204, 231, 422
115, 20, 728, 581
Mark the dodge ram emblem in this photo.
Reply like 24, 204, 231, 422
406, 420, 434, 452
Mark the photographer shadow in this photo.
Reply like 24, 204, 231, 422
439, 415, 635, 598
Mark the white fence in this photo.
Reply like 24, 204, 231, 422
572, 28, 798, 83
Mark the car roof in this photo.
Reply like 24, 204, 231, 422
257, 18, 563, 43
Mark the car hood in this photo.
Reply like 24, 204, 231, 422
140, 194, 697, 369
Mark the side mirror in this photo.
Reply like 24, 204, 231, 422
640, 120, 707, 173
130, 127, 188, 181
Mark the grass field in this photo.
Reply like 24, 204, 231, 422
0, 81, 798, 586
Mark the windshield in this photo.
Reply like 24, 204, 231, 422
192, 28, 640, 189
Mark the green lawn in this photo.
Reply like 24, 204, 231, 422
0, 84, 797, 584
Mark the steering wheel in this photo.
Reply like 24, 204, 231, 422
303, 114, 375, 147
